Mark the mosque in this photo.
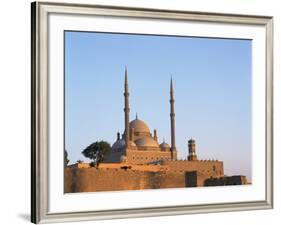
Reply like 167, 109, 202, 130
104, 67, 178, 164
64, 68, 248, 193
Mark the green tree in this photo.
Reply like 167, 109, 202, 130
64, 149, 69, 167
82, 141, 111, 167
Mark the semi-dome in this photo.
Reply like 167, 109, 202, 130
135, 136, 159, 147
112, 139, 125, 150
160, 142, 170, 148
112, 140, 136, 150
129, 118, 150, 133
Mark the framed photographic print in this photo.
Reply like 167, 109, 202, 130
31, 1, 273, 224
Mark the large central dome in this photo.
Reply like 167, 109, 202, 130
135, 136, 159, 147
129, 118, 150, 133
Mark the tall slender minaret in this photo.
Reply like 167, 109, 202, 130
170, 77, 176, 160
124, 67, 130, 150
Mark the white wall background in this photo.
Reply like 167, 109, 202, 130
0, 0, 280, 224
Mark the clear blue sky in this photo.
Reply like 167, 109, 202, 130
65, 31, 252, 180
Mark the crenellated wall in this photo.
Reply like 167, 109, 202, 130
64, 167, 185, 193
64, 159, 247, 193
163, 160, 224, 178
64, 161, 229, 193
65, 168, 151, 192
204, 175, 248, 186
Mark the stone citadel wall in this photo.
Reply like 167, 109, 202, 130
64, 160, 247, 193
163, 160, 224, 178
204, 175, 248, 186
64, 167, 186, 193
64, 161, 226, 193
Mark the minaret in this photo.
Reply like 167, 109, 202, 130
124, 67, 130, 150
188, 139, 197, 161
153, 129, 158, 142
170, 77, 176, 159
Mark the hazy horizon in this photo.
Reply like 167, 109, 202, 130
65, 31, 252, 181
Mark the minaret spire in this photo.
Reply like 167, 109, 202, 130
170, 77, 176, 159
124, 67, 130, 150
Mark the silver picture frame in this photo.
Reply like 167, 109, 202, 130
31, 1, 273, 223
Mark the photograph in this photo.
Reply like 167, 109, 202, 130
64, 31, 252, 193
31, 2, 273, 223
0, 0, 277, 224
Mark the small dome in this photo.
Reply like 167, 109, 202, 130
160, 142, 170, 148
130, 118, 150, 133
135, 136, 159, 147
112, 140, 136, 150
112, 139, 125, 150
188, 139, 195, 143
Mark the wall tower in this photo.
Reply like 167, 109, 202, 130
188, 139, 197, 161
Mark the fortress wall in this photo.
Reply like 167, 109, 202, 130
164, 160, 224, 178
184, 171, 213, 187
65, 168, 192, 193
204, 175, 248, 186
64, 160, 225, 193
65, 168, 152, 192
64, 168, 74, 193
157, 172, 186, 188
197, 172, 216, 186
